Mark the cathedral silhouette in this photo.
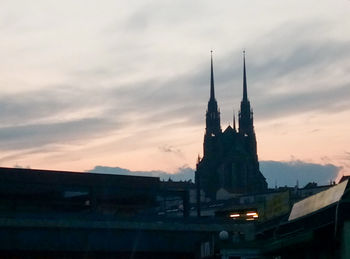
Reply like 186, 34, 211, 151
195, 52, 267, 200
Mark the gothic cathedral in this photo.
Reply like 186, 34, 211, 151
195, 52, 267, 200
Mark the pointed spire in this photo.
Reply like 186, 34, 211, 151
210, 50, 215, 100
239, 50, 254, 136
205, 49, 221, 138
243, 50, 248, 102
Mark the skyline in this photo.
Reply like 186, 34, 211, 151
0, 1, 349, 182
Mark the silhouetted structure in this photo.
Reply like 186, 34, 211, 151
0, 167, 191, 218
0, 167, 253, 258
196, 52, 267, 200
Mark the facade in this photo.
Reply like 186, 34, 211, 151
0, 167, 192, 218
0, 167, 161, 217
196, 52, 267, 200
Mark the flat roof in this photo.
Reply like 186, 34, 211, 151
0, 167, 160, 189
288, 179, 348, 221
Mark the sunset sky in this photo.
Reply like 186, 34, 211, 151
0, 1, 349, 181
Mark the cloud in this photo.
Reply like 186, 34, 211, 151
106, 22, 350, 128
260, 160, 340, 188
0, 117, 118, 150
158, 144, 183, 156
215, 30, 350, 122
4, 20, 346, 136
2, 27, 349, 143
88, 165, 195, 182
0, 86, 113, 125
0, 147, 59, 164
89, 160, 340, 188
254, 83, 350, 120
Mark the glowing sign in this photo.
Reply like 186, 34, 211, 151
228, 211, 259, 220
246, 212, 257, 216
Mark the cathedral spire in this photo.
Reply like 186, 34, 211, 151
210, 50, 215, 100
239, 50, 253, 136
243, 50, 248, 103
204, 51, 221, 143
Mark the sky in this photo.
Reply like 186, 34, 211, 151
0, 0, 349, 183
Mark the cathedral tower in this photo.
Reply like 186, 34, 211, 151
203, 52, 222, 157
238, 51, 258, 158
196, 51, 267, 200
239, 51, 253, 136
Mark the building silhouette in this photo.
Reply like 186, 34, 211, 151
195, 52, 267, 199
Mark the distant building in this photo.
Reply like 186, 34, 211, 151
0, 167, 191, 218
195, 52, 267, 200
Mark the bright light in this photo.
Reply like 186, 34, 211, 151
229, 213, 240, 218
246, 212, 258, 216
246, 218, 255, 221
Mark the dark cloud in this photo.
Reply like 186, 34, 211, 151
106, 24, 350, 127
254, 83, 350, 120
0, 86, 110, 125
88, 160, 340, 188
185, 22, 350, 123
88, 165, 195, 182
54, 21, 350, 137
215, 45, 350, 122
158, 145, 183, 157
0, 117, 118, 150
2, 34, 349, 137
260, 160, 340, 188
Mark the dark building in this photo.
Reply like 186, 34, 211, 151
196, 52, 267, 200
0, 167, 161, 217
0, 167, 253, 258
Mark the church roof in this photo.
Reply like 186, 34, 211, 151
223, 125, 235, 134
